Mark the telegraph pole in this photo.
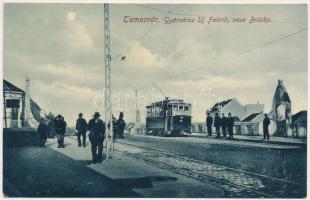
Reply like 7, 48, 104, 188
104, 3, 114, 159
135, 90, 141, 134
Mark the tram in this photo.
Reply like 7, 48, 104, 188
145, 98, 191, 136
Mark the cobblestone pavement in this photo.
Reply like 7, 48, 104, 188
114, 141, 306, 198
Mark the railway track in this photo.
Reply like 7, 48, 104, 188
114, 140, 306, 198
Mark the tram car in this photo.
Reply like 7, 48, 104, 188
146, 98, 191, 136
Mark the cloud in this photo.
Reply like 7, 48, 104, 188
127, 41, 169, 69
39, 63, 103, 82
64, 13, 94, 50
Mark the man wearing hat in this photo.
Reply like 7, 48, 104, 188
206, 112, 213, 136
117, 112, 126, 139
37, 118, 48, 147
76, 113, 88, 147
214, 113, 221, 138
227, 112, 234, 139
88, 112, 106, 164
54, 114, 67, 148
221, 113, 227, 138
263, 113, 270, 141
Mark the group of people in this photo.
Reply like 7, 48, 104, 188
206, 112, 235, 139
37, 111, 126, 164
206, 112, 271, 141
37, 114, 67, 148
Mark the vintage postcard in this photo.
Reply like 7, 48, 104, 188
2, 2, 308, 198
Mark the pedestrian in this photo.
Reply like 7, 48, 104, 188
54, 115, 67, 148
47, 119, 56, 138
112, 114, 118, 139
221, 113, 227, 138
118, 112, 126, 139
227, 112, 234, 139
214, 113, 221, 138
88, 112, 105, 164
263, 113, 270, 141
206, 112, 213, 136
76, 113, 88, 147
37, 118, 48, 147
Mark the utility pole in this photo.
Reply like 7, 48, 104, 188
3, 90, 7, 128
135, 90, 141, 134
25, 77, 31, 124
104, 3, 114, 159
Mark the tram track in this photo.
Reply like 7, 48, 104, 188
114, 140, 306, 198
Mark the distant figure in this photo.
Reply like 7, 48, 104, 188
37, 118, 48, 147
47, 119, 56, 138
88, 112, 105, 164
227, 113, 234, 139
112, 114, 119, 139
54, 115, 67, 148
263, 113, 270, 141
214, 113, 221, 138
118, 112, 126, 139
206, 112, 213, 136
221, 113, 227, 138
76, 113, 88, 147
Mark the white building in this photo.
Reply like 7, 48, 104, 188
209, 98, 264, 120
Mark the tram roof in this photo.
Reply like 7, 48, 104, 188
146, 98, 191, 108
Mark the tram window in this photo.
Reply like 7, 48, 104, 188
147, 108, 151, 117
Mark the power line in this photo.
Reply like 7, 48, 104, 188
135, 4, 196, 17
125, 5, 183, 53
161, 27, 307, 82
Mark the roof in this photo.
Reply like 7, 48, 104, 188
3, 79, 44, 124
292, 110, 307, 127
273, 80, 291, 104
3, 79, 24, 94
242, 113, 261, 122
146, 98, 191, 108
210, 99, 232, 112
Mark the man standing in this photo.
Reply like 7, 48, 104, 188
54, 115, 67, 148
221, 113, 227, 138
214, 113, 221, 138
227, 112, 234, 139
76, 113, 88, 147
206, 112, 213, 136
118, 112, 126, 139
37, 118, 48, 147
88, 112, 105, 164
263, 113, 270, 141
47, 119, 56, 138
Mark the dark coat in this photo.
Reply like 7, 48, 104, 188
214, 115, 221, 128
221, 116, 227, 127
118, 118, 126, 135
54, 118, 66, 135
206, 116, 213, 127
227, 117, 234, 128
88, 118, 105, 142
76, 117, 88, 133
38, 123, 48, 136
263, 117, 270, 128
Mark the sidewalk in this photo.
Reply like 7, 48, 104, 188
3, 144, 140, 197
50, 136, 224, 198
191, 132, 306, 146
3, 136, 224, 198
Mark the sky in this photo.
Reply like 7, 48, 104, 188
3, 3, 308, 126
